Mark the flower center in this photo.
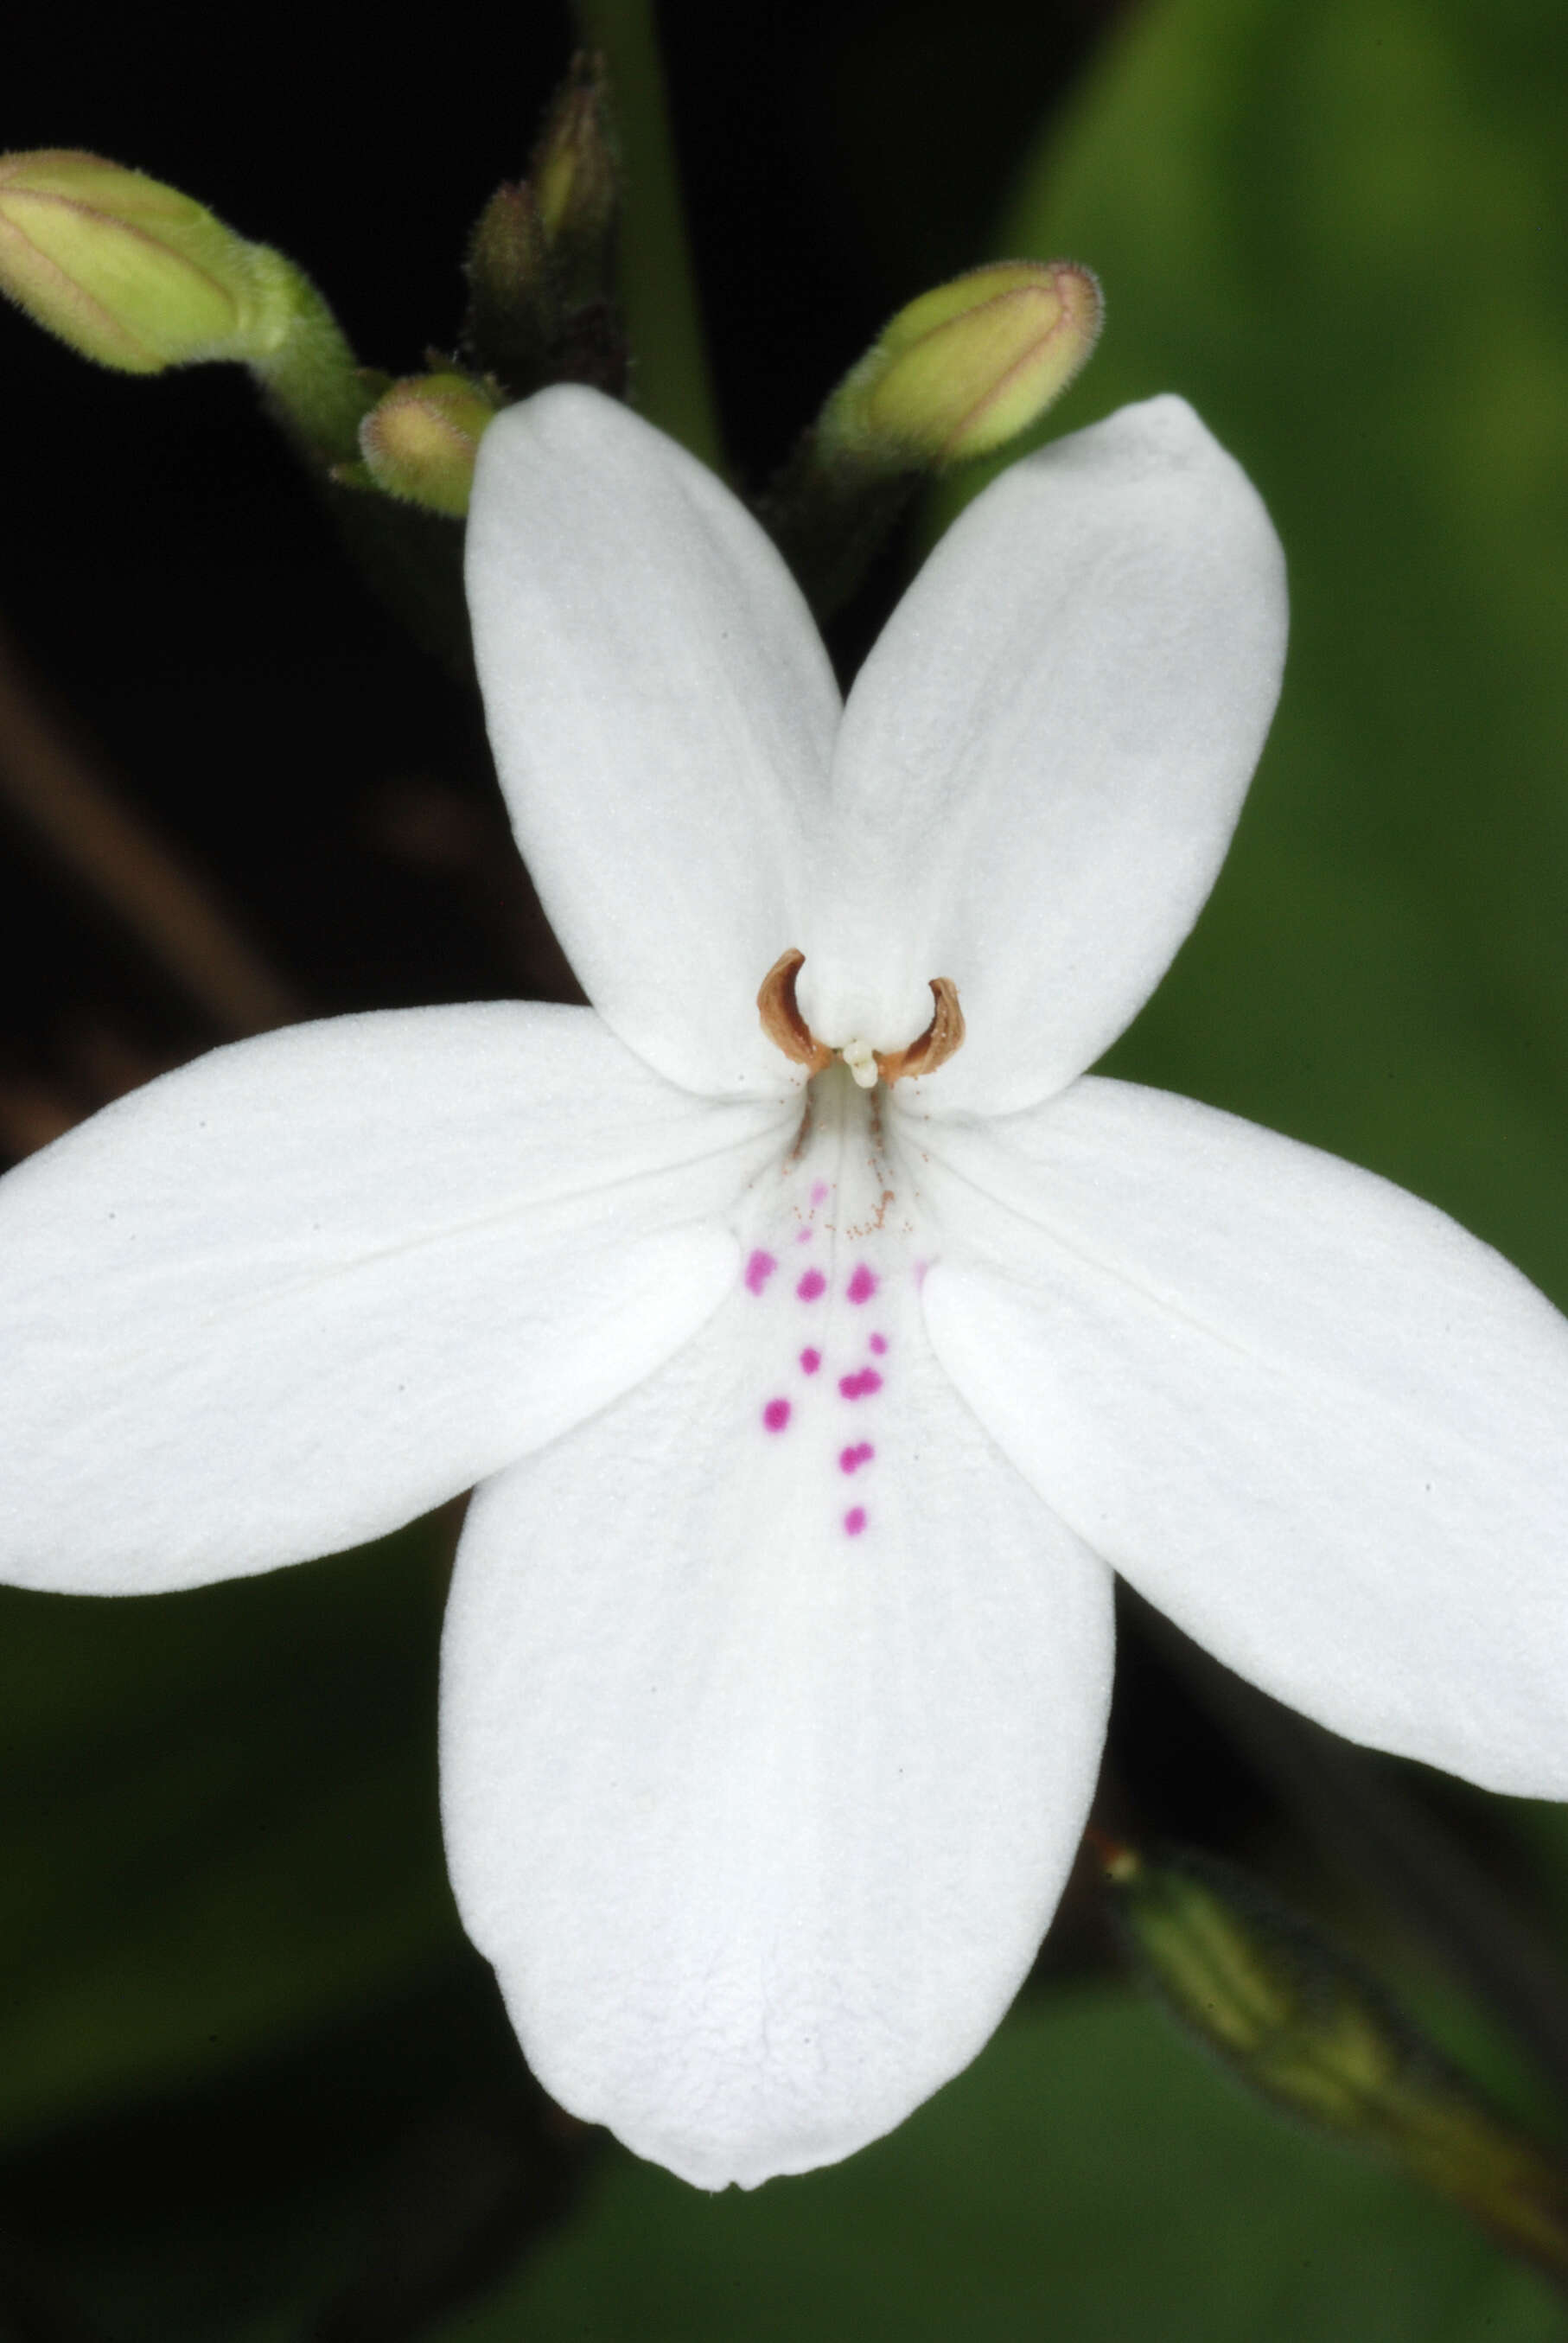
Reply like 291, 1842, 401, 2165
755, 949, 966, 1088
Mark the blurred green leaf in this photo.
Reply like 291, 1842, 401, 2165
0, 1957, 583, 2342
0, 1520, 591, 2336
433, 1992, 1561, 2341
0, 1520, 462, 2149
940, 0, 1568, 1308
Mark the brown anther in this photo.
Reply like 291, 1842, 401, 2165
757, 948, 832, 1075
876, 978, 966, 1084
758, 952, 967, 1084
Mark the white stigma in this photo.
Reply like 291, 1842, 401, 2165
841, 1039, 879, 1089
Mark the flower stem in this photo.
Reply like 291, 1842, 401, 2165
244, 249, 376, 471
570, 0, 725, 474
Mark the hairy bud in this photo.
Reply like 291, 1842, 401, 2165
358, 372, 499, 517
824, 261, 1102, 471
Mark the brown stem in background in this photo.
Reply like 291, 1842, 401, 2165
0, 619, 303, 1039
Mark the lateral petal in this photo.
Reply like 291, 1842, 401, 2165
796, 399, 1287, 1112
466, 389, 841, 1099
440, 1089, 1112, 2189
0, 1004, 786, 1592
918, 1076, 1568, 1796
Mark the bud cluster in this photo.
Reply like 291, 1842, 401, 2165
353, 54, 625, 518
0, 85, 1112, 626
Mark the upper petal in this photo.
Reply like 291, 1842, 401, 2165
466, 388, 842, 1099
440, 1069, 1112, 2189
795, 399, 1288, 1113
917, 1076, 1568, 1797
0, 1003, 787, 1593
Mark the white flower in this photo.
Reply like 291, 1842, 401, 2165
3, 386, 1568, 2193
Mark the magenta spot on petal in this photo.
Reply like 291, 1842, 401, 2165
847, 1264, 878, 1306
844, 1506, 867, 1536
745, 1249, 777, 1295
838, 1441, 875, 1475
763, 1397, 792, 1433
811, 1181, 829, 1206
795, 1227, 813, 1244
838, 1369, 883, 1401
914, 1258, 929, 1290
869, 1332, 888, 1356
796, 1268, 826, 1301
800, 1347, 822, 1376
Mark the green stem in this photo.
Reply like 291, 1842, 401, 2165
245, 248, 377, 469
570, 0, 724, 472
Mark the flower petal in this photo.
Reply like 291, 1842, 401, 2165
440, 1227, 1112, 2189
916, 1076, 1568, 1796
0, 1004, 787, 1593
795, 399, 1288, 1112
466, 388, 841, 1099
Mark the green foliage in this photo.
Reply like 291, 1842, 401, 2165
0, 1524, 458, 2150
0, 1524, 590, 2338
432, 1993, 1563, 2341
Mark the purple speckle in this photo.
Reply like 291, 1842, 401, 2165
839, 1441, 875, 1475
745, 1249, 777, 1296
795, 1227, 813, 1244
847, 1264, 878, 1306
844, 1506, 867, 1537
763, 1397, 792, 1433
838, 1369, 883, 1401
869, 1332, 888, 1356
796, 1268, 826, 1301
811, 1181, 830, 1206
800, 1347, 822, 1376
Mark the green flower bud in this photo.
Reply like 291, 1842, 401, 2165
0, 150, 292, 373
358, 372, 499, 518
1103, 1839, 1568, 2284
0, 150, 371, 468
756, 259, 1103, 622
823, 260, 1102, 472
1103, 1840, 1400, 2119
532, 51, 618, 312
464, 178, 553, 396
462, 54, 624, 400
